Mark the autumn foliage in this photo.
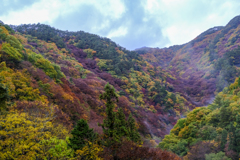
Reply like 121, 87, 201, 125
0, 23, 184, 159
2, 15, 240, 159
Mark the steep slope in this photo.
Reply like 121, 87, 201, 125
2, 14, 240, 155
137, 15, 240, 106
0, 21, 183, 158
159, 76, 240, 159
0, 20, 194, 148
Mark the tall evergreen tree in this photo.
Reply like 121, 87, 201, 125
228, 123, 235, 151
219, 101, 231, 128
220, 129, 227, 151
99, 83, 142, 146
99, 83, 119, 145
115, 108, 128, 139
69, 119, 97, 151
127, 114, 141, 144
214, 95, 222, 106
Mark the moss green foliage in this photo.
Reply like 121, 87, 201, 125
115, 107, 128, 139
158, 133, 188, 156
5, 35, 23, 51
1, 42, 22, 61
99, 83, 119, 144
69, 119, 98, 151
28, 51, 65, 82
127, 113, 141, 144
205, 152, 231, 160
40, 137, 74, 159
99, 83, 141, 145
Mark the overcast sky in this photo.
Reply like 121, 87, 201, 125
0, 0, 240, 50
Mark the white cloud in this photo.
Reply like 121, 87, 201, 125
92, 0, 125, 19
163, 25, 203, 46
1, 0, 126, 25
143, 0, 240, 47
1, 0, 240, 49
1, 0, 67, 24
107, 26, 128, 38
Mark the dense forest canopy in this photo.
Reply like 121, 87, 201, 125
1, 14, 240, 159
0, 21, 183, 159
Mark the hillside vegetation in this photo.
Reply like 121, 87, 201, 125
2, 14, 240, 159
0, 21, 183, 159
139, 15, 240, 159
137, 15, 240, 106
159, 77, 240, 159
7, 22, 193, 137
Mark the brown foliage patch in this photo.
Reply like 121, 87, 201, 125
100, 140, 182, 160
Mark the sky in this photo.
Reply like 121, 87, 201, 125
0, 0, 240, 50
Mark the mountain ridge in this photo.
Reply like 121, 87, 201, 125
136, 15, 240, 107
1, 15, 240, 159
0, 21, 193, 143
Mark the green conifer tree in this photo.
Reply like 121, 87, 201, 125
127, 114, 141, 144
228, 123, 235, 151
99, 83, 119, 145
99, 83, 142, 145
69, 119, 97, 151
220, 129, 227, 151
115, 108, 128, 139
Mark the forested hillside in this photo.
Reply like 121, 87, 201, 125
2, 14, 240, 159
0, 21, 183, 159
138, 15, 240, 159
137, 15, 240, 107
159, 77, 240, 159
8, 22, 193, 137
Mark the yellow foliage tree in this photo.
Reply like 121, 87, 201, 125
1, 42, 22, 61
0, 108, 69, 159
75, 142, 103, 160
0, 62, 47, 102
0, 26, 9, 35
